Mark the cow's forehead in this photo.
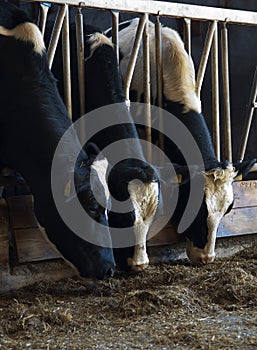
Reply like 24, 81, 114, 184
204, 165, 237, 214
204, 165, 237, 192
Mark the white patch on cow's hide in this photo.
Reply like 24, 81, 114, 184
91, 157, 110, 201
118, 18, 201, 114
187, 163, 237, 265
0, 22, 45, 55
86, 32, 113, 61
161, 26, 201, 113
127, 180, 159, 268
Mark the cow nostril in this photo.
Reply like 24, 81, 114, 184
200, 255, 215, 264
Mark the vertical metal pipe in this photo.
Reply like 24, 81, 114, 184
39, 2, 51, 37
76, 8, 86, 142
143, 15, 152, 161
124, 14, 148, 103
221, 21, 232, 162
111, 10, 119, 63
196, 21, 216, 98
238, 66, 257, 161
155, 16, 164, 155
47, 5, 67, 69
62, 6, 72, 119
155, 16, 163, 109
183, 18, 191, 56
211, 21, 220, 160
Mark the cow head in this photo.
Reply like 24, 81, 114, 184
70, 144, 115, 278
176, 159, 256, 265
44, 143, 115, 280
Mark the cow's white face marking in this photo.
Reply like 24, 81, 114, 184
118, 18, 201, 114
91, 157, 110, 202
127, 180, 159, 269
0, 22, 45, 55
187, 164, 237, 265
86, 32, 113, 61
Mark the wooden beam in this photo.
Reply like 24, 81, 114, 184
6, 195, 38, 229
218, 206, 257, 237
14, 228, 60, 263
29, 0, 257, 26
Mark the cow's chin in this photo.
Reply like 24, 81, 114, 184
186, 240, 216, 266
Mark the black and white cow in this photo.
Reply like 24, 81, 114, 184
0, 2, 115, 279
48, 22, 160, 271
110, 18, 256, 265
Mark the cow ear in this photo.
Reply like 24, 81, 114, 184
233, 158, 257, 179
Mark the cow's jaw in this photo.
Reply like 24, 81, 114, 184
186, 164, 237, 265
127, 180, 159, 271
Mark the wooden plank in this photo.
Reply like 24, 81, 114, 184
218, 206, 257, 237
6, 195, 38, 229
14, 228, 60, 263
149, 205, 257, 245
0, 198, 10, 272
0, 259, 76, 294
148, 221, 183, 246
233, 180, 257, 208
30, 0, 257, 26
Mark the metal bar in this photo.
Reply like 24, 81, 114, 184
237, 66, 257, 161
155, 16, 164, 154
155, 16, 163, 109
124, 14, 148, 102
211, 21, 220, 160
30, 0, 257, 27
183, 18, 191, 55
47, 5, 67, 69
196, 21, 216, 98
76, 8, 86, 116
111, 10, 119, 63
39, 2, 51, 36
143, 15, 152, 162
221, 22, 232, 162
62, 5, 72, 119
76, 8, 86, 142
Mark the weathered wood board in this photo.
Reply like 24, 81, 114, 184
14, 228, 60, 263
217, 180, 257, 237
6, 195, 38, 229
6, 195, 60, 263
0, 196, 75, 293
